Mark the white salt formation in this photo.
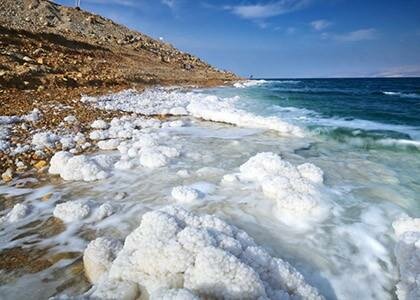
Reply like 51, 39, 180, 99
0, 203, 30, 223
49, 151, 112, 181
223, 152, 328, 224
83, 237, 123, 284
91, 119, 109, 129
171, 186, 199, 203
32, 131, 59, 149
53, 201, 91, 222
392, 215, 420, 300
82, 88, 303, 137
84, 206, 323, 299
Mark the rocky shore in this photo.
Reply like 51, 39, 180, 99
0, 0, 239, 180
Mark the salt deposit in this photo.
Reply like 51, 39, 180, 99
392, 215, 420, 300
223, 152, 328, 225
49, 151, 111, 181
53, 201, 91, 222
85, 206, 323, 299
0, 203, 30, 223
83, 237, 122, 284
97, 139, 120, 150
91, 119, 109, 129
64, 115, 77, 123
32, 131, 59, 149
82, 88, 303, 137
171, 186, 199, 203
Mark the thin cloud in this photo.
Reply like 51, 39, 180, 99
310, 19, 331, 31
162, 0, 176, 8
225, 0, 311, 19
333, 28, 377, 42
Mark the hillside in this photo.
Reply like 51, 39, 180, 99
0, 0, 238, 116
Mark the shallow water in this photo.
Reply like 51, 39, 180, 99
1, 79, 420, 299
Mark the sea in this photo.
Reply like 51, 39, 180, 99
1, 77, 419, 299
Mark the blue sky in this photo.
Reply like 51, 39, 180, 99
55, 0, 420, 78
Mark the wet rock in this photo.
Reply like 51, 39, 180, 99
2, 168, 13, 182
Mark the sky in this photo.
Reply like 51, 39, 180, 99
55, 0, 420, 78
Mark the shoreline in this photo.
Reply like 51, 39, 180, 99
0, 80, 241, 180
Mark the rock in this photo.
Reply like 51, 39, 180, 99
36, 57, 44, 64
22, 56, 33, 62
183, 63, 193, 70
37, 85, 45, 92
34, 160, 47, 170
2, 168, 13, 182
161, 56, 170, 63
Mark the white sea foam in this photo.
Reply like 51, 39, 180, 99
233, 79, 267, 88
382, 91, 420, 99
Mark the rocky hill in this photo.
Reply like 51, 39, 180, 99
0, 0, 238, 115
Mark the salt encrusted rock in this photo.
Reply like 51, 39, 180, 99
392, 215, 420, 300
32, 131, 59, 149
171, 186, 199, 203
95, 202, 115, 220
83, 237, 123, 283
64, 115, 77, 123
53, 201, 90, 222
224, 152, 327, 222
49, 151, 111, 182
85, 206, 323, 299
139, 147, 168, 168
0, 139, 10, 152
89, 130, 110, 141
97, 139, 120, 150
91, 119, 109, 129
60, 136, 76, 150
0, 203, 30, 223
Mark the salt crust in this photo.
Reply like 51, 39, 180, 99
49, 151, 113, 181
222, 152, 327, 222
53, 201, 115, 223
0, 203, 30, 224
171, 186, 199, 203
82, 88, 303, 137
83, 206, 323, 300
392, 215, 420, 300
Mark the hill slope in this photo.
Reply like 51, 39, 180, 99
0, 0, 238, 115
